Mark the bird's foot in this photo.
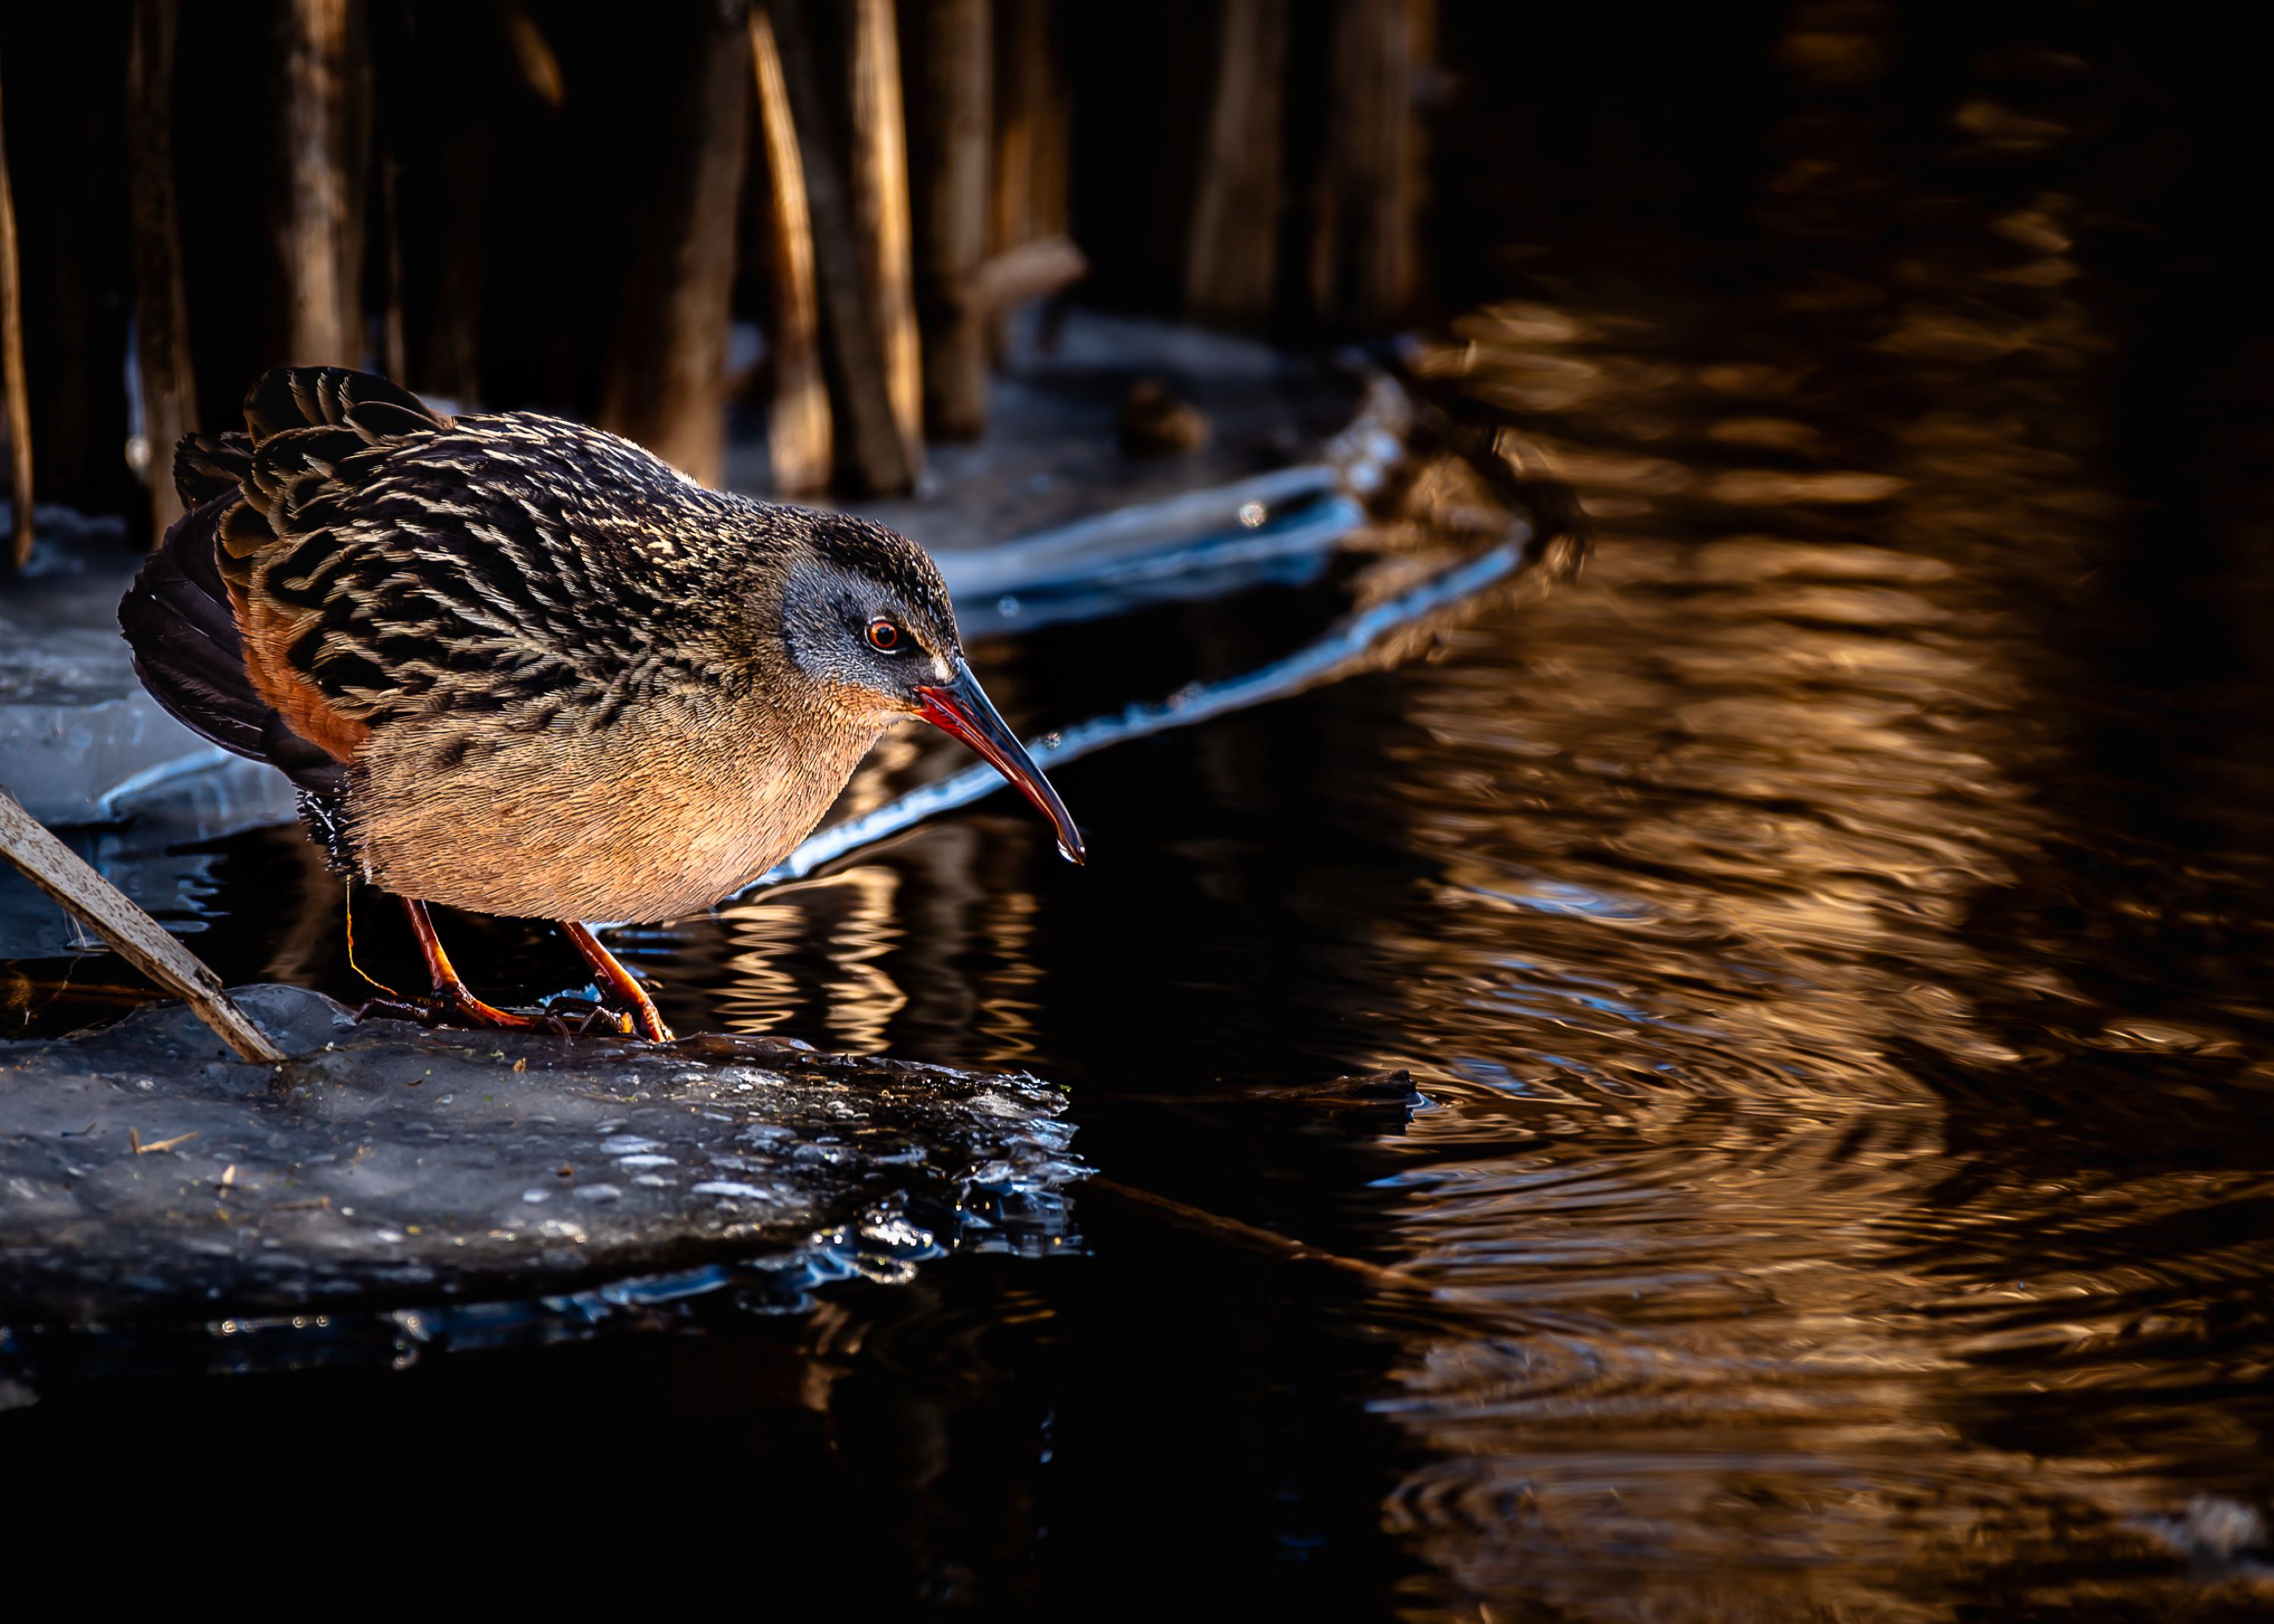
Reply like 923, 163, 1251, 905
368, 898, 661, 1040
356, 985, 558, 1034
353, 995, 435, 1026
537, 994, 637, 1038
356, 989, 647, 1040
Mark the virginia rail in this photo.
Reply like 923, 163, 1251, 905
119, 368, 1083, 1041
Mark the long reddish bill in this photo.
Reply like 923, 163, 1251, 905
916, 662, 1087, 865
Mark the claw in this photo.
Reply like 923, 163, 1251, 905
356, 995, 440, 1027
540, 994, 635, 1037
354, 987, 549, 1032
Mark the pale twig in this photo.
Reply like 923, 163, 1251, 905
0, 789, 287, 1063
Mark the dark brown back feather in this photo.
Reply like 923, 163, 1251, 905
243, 365, 446, 443
172, 431, 252, 508
218, 368, 452, 587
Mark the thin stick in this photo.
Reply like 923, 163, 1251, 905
1184, 0, 1286, 321
1310, 0, 1419, 329
1, 976, 171, 1012
749, 7, 832, 493
0, 54, 33, 570
1086, 1178, 1480, 1310
990, 0, 1041, 257
0, 789, 287, 1063
769, 0, 914, 494
913, 0, 990, 438
376, 156, 408, 394
847, 0, 922, 471
1089, 1173, 1608, 1342
126, 0, 198, 543
850, 0, 919, 468
596, 3, 748, 487
275, 0, 354, 364
985, 0, 1067, 353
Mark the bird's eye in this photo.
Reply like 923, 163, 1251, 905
866, 617, 902, 653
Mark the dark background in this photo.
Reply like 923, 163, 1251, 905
7, 3, 2274, 1613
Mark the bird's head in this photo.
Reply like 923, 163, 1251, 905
778, 512, 1085, 865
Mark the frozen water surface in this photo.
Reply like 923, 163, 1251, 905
0, 984, 1079, 1324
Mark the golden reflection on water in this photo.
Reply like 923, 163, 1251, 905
972, 884, 1046, 1066
715, 866, 907, 1052
675, 181, 2261, 1607
1350, 41, 2274, 1618
667, 221, 2268, 1607
1364, 534, 2051, 1613
617, 19, 2274, 1613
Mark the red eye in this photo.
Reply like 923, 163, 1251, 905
866, 618, 901, 652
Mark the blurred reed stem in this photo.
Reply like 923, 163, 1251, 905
751, 6, 833, 494
0, 0, 1433, 540
126, 0, 196, 543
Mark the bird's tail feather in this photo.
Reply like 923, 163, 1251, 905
119, 366, 446, 797
172, 430, 253, 508
117, 493, 347, 796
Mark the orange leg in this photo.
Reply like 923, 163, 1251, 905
561, 921, 674, 1042
399, 897, 552, 1031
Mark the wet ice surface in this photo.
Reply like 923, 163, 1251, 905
0, 984, 1078, 1323
0, 521, 305, 962
0, 534, 286, 834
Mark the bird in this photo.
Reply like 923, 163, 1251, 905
118, 366, 1083, 1043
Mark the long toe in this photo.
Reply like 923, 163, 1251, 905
437, 987, 553, 1032
356, 995, 440, 1027
540, 994, 635, 1037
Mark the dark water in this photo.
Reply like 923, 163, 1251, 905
11, 11, 2274, 1616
